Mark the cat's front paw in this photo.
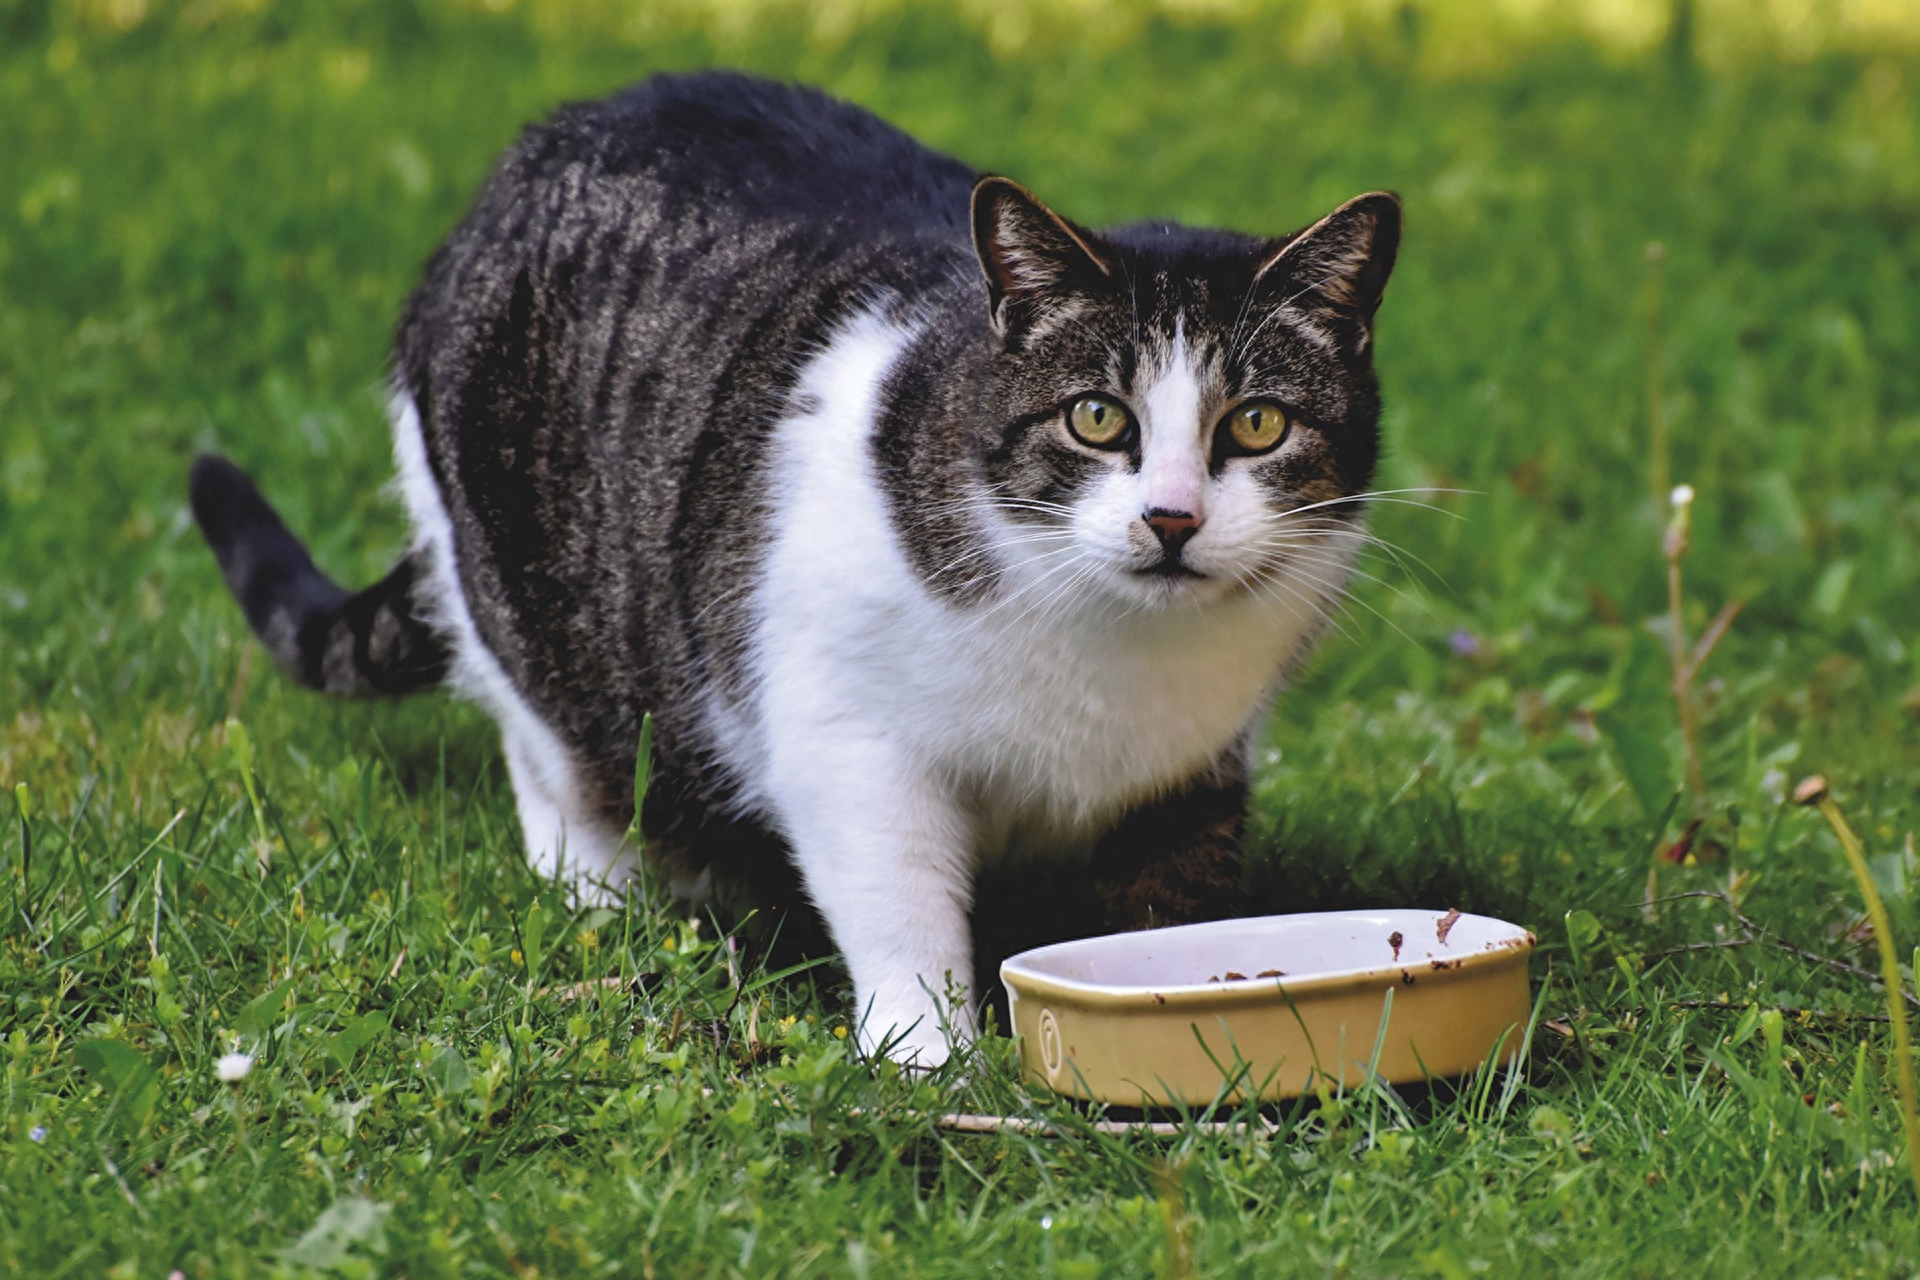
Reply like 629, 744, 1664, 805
854, 986, 974, 1070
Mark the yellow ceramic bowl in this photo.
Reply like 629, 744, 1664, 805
1001, 909, 1535, 1107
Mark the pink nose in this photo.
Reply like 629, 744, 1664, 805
1143, 508, 1202, 554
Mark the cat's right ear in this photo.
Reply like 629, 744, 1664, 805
1253, 192, 1402, 355
971, 176, 1113, 346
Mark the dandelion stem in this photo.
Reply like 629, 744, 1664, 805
1664, 486, 1706, 799
1799, 776, 1920, 1205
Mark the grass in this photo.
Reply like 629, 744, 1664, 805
4, 0, 1920, 1274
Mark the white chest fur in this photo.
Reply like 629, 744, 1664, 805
737, 307, 1341, 845
943, 593, 1297, 830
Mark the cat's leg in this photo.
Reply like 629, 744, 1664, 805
1093, 760, 1248, 931
768, 734, 976, 1067
501, 727, 635, 907
390, 389, 636, 905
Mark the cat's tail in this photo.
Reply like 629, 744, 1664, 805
189, 454, 450, 698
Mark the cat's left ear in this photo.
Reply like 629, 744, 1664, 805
971, 176, 1114, 347
1255, 192, 1401, 354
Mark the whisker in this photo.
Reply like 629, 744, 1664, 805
1249, 521, 1450, 620
969, 549, 1090, 629
1224, 261, 1268, 367
1322, 523, 1437, 566
914, 493, 1080, 524
1293, 523, 1453, 595
919, 532, 1079, 588
1267, 487, 1475, 525
1256, 543, 1420, 607
1256, 552, 1423, 650
1125, 261, 1141, 359
1262, 500, 1455, 568
1229, 268, 1354, 357
1002, 557, 1104, 632
1244, 569, 1357, 646
689, 579, 756, 626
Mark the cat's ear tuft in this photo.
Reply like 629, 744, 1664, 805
971, 176, 1113, 345
1255, 191, 1401, 353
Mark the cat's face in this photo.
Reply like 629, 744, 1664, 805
970, 180, 1398, 613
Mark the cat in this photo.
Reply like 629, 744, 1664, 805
189, 70, 1399, 1067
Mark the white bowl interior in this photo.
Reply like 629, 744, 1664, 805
1004, 909, 1530, 993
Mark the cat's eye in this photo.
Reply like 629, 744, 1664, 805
1065, 395, 1135, 449
1222, 401, 1291, 455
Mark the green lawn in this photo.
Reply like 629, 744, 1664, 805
5, 1, 1920, 1275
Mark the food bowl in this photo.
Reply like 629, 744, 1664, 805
1000, 909, 1536, 1107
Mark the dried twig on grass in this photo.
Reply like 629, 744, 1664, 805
1645, 938, 1748, 959
1666, 999, 1889, 1026
932, 1112, 1277, 1138
1646, 889, 1920, 1010
1559, 1004, 1891, 1033
845, 1107, 1278, 1137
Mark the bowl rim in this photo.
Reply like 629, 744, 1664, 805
999, 908, 1536, 1009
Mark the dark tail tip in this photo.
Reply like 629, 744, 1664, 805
188, 453, 447, 698
189, 453, 348, 671
190, 453, 285, 567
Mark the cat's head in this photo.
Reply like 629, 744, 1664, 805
967, 177, 1398, 613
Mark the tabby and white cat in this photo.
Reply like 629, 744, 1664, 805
191, 71, 1399, 1066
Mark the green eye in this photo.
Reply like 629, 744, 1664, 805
1066, 395, 1134, 449
1224, 401, 1291, 454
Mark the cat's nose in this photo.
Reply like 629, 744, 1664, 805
1143, 508, 1202, 554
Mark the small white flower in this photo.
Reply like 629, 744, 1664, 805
215, 1052, 254, 1083
28, 1125, 47, 1143
1760, 765, 1788, 806
1670, 484, 1695, 508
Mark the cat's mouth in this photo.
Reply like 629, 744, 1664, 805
1133, 557, 1206, 581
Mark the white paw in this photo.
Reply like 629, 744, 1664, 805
855, 985, 974, 1070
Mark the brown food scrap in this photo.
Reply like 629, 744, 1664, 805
1256, 969, 1285, 978
1388, 930, 1404, 960
1206, 975, 1221, 983
1429, 958, 1462, 971
1436, 908, 1462, 945
1400, 971, 1416, 985
1222, 971, 1247, 982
